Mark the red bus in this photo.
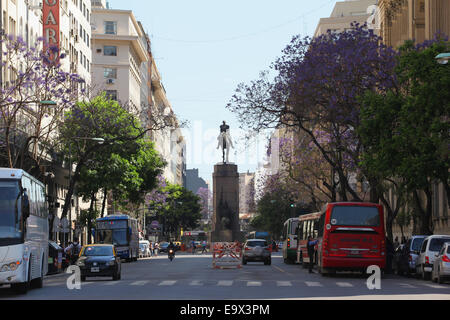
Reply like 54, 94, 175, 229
315, 202, 386, 275
296, 212, 322, 268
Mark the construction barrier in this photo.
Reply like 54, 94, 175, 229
212, 242, 242, 269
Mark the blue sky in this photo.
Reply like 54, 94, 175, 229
108, 0, 339, 184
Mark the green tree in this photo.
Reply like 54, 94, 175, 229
160, 184, 202, 240
360, 38, 450, 237
57, 94, 164, 220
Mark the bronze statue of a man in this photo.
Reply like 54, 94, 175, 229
217, 121, 233, 163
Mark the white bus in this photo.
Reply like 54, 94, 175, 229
282, 217, 299, 264
0, 168, 49, 294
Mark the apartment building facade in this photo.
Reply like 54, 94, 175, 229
0, 0, 93, 244
91, 1, 147, 114
378, 0, 450, 48
314, 0, 378, 37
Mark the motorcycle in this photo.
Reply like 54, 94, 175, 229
168, 248, 175, 261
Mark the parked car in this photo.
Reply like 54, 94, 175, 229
242, 239, 271, 265
277, 241, 284, 249
431, 242, 450, 284
48, 241, 64, 274
76, 244, 121, 281
416, 235, 450, 280
139, 240, 151, 258
393, 236, 427, 276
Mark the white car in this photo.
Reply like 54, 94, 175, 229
139, 240, 151, 258
431, 242, 450, 284
416, 235, 450, 280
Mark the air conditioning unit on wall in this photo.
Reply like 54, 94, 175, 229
106, 78, 115, 84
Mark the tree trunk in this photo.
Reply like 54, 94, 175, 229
101, 188, 108, 218
413, 189, 433, 236
87, 192, 96, 245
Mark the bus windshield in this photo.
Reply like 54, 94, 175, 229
331, 206, 380, 227
96, 229, 128, 246
0, 180, 22, 245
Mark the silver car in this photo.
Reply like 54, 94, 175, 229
242, 239, 271, 265
431, 242, 450, 284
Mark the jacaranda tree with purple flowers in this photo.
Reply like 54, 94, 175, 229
227, 24, 398, 203
0, 35, 84, 174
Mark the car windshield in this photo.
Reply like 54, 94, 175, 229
160, 242, 168, 247
83, 246, 113, 257
247, 240, 267, 247
0, 180, 23, 244
330, 206, 380, 227
411, 238, 425, 252
429, 238, 450, 252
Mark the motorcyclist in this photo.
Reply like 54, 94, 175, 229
168, 241, 176, 259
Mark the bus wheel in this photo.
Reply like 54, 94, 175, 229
12, 259, 31, 294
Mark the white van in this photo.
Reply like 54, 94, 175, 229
416, 235, 450, 280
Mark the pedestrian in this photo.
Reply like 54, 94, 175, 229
149, 242, 153, 257
307, 236, 318, 273
401, 236, 407, 245
201, 240, 207, 254
192, 240, 196, 254
155, 242, 159, 256
394, 236, 400, 249
272, 240, 277, 252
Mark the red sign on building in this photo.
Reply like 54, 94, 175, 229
42, 0, 60, 62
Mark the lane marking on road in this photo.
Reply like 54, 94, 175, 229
158, 280, 177, 286
131, 280, 149, 286
190, 280, 203, 286
217, 280, 233, 286
277, 281, 293, 287
247, 281, 262, 287
336, 282, 353, 287
103, 281, 120, 286
272, 265, 292, 276
399, 283, 417, 288
420, 283, 449, 289
305, 281, 323, 287
46, 282, 63, 287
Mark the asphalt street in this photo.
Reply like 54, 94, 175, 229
1, 252, 449, 300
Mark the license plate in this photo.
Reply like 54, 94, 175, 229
350, 250, 359, 255
91, 267, 100, 273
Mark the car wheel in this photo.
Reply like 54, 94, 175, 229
81, 275, 86, 282
242, 258, 247, 265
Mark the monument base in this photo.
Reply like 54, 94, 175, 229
210, 230, 245, 243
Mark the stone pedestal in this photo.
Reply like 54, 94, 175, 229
210, 163, 245, 243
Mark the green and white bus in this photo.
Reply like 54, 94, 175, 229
282, 217, 299, 264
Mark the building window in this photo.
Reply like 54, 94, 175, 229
104, 68, 117, 79
104, 21, 117, 35
103, 46, 117, 56
105, 90, 118, 101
